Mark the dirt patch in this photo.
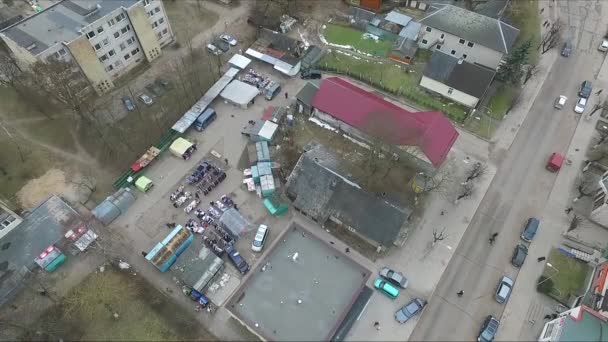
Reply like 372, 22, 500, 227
19, 266, 216, 341
16, 169, 79, 208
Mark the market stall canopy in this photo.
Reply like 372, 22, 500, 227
170, 137, 194, 157
228, 54, 252, 70
135, 176, 153, 193
220, 80, 259, 107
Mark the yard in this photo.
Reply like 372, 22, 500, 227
487, 84, 520, 120
317, 51, 469, 123
322, 24, 393, 57
504, 0, 541, 63
541, 248, 592, 305
19, 267, 215, 341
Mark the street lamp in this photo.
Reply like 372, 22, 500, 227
537, 263, 560, 286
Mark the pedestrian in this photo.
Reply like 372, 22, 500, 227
457, 290, 464, 297
373, 321, 380, 331
540, 8, 544, 13
491, 232, 499, 238
597, 89, 604, 95
544, 314, 552, 320
195, 192, 200, 199
285, 92, 289, 99
441, 210, 445, 215
39, 290, 47, 296
141, 251, 147, 257
345, 247, 350, 253
551, 313, 558, 319
537, 256, 546, 262
224, 158, 229, 165
489, 237, 495, 245
565, 207, 573, 214
233, 203, 238, 210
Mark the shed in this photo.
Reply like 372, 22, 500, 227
296, 82, 320, 114
170, 245, 224, 291
169, 137, 194, 158
258, 121, 278, 141
241, 120, 278, 142
389, 37, 418, 65
256, 141, 271, 162
219, 208, 253, 240
220, 80, 259, 109
263, 196, 289, 216
228, 54, 252, 70
92, 187, 137, 225
135, 176, 153, 193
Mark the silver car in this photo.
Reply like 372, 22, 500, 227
495, 276, 514, 304
220, 33, 238, 46
395, 298, 426, 323
138, 93, 153, 106
380, 267, 409, 289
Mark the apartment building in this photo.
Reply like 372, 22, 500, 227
0, 0, 174, 94
0, 201, 22, 241
591, 170, 608, 226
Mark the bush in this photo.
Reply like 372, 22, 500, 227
537, 276, 554, 294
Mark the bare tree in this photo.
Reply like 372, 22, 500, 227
589, 100, 608, 118
456, 182, 474, 202
539, 21, 562, 54
432, 227, 447, 245
523, 63, 539, 84
464, 162, 487, 183
568, 214, 582, 232
0, 53, 22, 87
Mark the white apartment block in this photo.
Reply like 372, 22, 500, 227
591, 170, 608, 226
0, 0, 174, 94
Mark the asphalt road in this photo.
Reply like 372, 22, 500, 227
409, 1, 607, 340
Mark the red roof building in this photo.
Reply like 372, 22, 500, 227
311, 77, 458, 167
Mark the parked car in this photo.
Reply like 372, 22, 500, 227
373, 278, 399, 299
478, 315, 499, 342
511, 244, 528, 268
207, 43, 221, 55
599, 39, 608, 52
122, 96, 135, 111
554, 95, 567, 109
561, 41, 572, 57
220, 33, 238, 46
521, 217, 540, 242
213, 39, 230, 52
379, 267, 409, 289
225, 243, 249, 274
138, 93, 153, 106
301, 69, 322, 79
495, 276, 514, 304
394, 298, 427, 323
574, 97, 587, 114
579, 80, 593, 98
251, 224, 269, 252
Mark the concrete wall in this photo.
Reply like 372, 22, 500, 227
67, 36, 114, 95
417, 25, 504, 70
419, 75, 479, 108
128, 3, 162, 63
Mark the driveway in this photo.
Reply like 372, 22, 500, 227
409, 0, 608, 340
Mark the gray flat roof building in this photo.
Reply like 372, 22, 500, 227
226, 222, 371, 341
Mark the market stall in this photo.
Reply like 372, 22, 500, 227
170, 137, 197, 160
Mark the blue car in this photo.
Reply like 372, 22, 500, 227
225, 243, 249, 275
520, 217, 540, 242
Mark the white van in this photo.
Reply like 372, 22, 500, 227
251, 224, 269, 252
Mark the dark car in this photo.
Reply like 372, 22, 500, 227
521, 217, 540, 242
561, 42, 572, 57
478, 315, 499, 342
511, 244, 528, 267
122, 96, 135, 111
394, 298, 426, 323
213, 38, 230, 52
225, 243, 249, 274
579, 80, 593, 98
301, 69, 322, 79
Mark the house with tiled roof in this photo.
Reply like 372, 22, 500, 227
308, 77, 458, 168
538, 305, 608, 341
418, 4, 519, 70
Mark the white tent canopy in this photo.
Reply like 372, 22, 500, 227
169, 137, 194, 157
220, 80, 259, 108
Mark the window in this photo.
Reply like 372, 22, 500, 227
94, 43, 102, 50
421, 39, 428, 44
162, 28, 168, 35
131, 47, 140, 55
100, 54, 108, 62
450, 49, 456, 55
447, 87, 454, 95
108, 49, 116, 56
97, 26, 104, 33
119, 42, 126, 51
114, 60, 122, 67
425, 27, 431, 32
121, 25, 131, 34
467, 42, 474, 48
116, 13, 126, 22
143, 0, 150, 5
440, 33, 444, 39
158, 17, 164, 24
106, 65, 114, 71
152, 21, 158, 28
102, 38, 109, 46
148, 10, 154, 17
436, 44, 441, 50
108, 18, 115, 27
154, 6, 160, 13
58, 48, 66, 56
462, 54, 467, 59
114, 31, 120, 39
459, 38, 465, 44
124, 53, 131, 60
86, 31, 96, 39
127, 37, 135, 45
1, 215, 16, 228
157, 32, 162, 39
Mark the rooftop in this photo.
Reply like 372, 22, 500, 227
311, 77, 458, 167
420, 4, 519, 54
1, 0, 138, 55
560, 306, 608, 341
226, 223, 371, 341
423, 51, 496, 98
0, 195, 81, 303
295, 81, 320, 107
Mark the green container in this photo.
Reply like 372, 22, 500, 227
45, 253, 66, 272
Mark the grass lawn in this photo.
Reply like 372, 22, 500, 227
488, 85, 520, 120
317, 51, 469, 122
164, 0, 219, 42
542, 248, 592, 305
505, 0, 541, 63
465, 115, 499, 139
322, 24, 393, 57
